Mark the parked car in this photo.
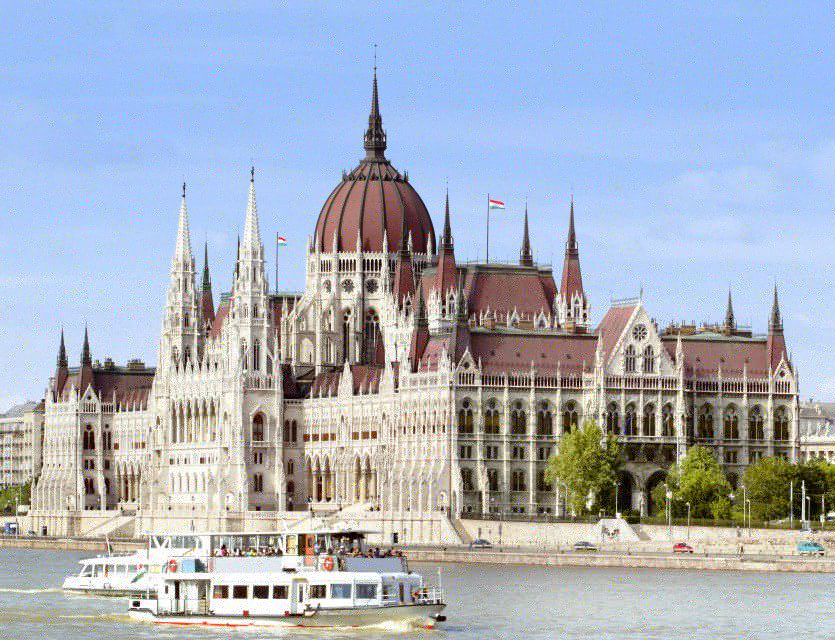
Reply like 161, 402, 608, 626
797, 541, 825, 556
573, 541, 598, 552
673, 542, 694, 554
469, 538, 493, 549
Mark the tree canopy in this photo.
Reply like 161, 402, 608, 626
544, 420, 620, 515
654, 446, 731, 519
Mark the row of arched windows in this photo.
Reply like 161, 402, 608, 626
457, 399, 577, 435
624, 344, 656, 374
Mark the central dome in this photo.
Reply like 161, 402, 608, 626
314, 71, 436, 254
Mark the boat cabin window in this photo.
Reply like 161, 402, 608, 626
80, 564, 93, 577
232, 585, 248, 599
356, 583, 378, 600
253, 585, 269, 599
330, 584, 351, 599
272, 585, 288, 599
309, 585, 326, 599
213, 585, 229, 599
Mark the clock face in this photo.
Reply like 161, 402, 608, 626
632, 324, 648, 342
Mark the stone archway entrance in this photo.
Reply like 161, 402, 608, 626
645, 470, 668, 516
617, 471, 634, 513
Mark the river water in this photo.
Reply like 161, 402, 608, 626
0, 548, 832, 639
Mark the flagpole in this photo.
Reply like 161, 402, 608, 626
275, 232, 279, 293
486, 193, 490, 263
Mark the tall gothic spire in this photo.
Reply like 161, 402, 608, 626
519, 202, 533, 267
173, 182, 194, 268
57, 328, 68, 369
725, 289, 736, 331
81, 326, 92, 367
770, 284, 782, 331
363, 63, 387, 160
202, 242, 212, 291
441, 188, 453, 249
566, 196, 578, 257
242, 166, 262, 250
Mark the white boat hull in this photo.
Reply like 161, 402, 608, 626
128, 603, 446, 629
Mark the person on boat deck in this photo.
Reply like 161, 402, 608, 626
220, 544, 228, 557
314, 540, 322, 555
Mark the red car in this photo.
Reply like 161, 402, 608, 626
673, 542, 694, 554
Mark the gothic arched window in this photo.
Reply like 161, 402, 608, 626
484, 399, 500, 435
605, 402, 620, 435
643, 404, 656, 436
562, 401, 579, 434
625, 345, 637, 373
363, 308, 382, 365
342, 311, 352, 363
723, 405, 740, 440
536, 402, 553, 436
662, 404, 674, 436
252, 413, 265, 442
697, 404, 714, 440
774, 406, 791, 441
624, 404, 637, 436
511, 401, 527, 435
748, 406, 765, 440
643, 345, 655, 373
252, 339, 261, 371
458, 399, 474, 434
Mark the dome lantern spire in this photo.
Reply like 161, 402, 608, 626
363, 57, 387, 160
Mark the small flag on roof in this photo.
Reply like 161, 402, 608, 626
277, 235, 288, 246
488, 198, 506, 210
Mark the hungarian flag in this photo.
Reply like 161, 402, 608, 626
277, 235, 288, 246
488, 198, 506, 210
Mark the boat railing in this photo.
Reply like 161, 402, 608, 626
413, 587, 445, 605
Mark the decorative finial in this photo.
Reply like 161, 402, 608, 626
182, 182, 186, 198
250, 165, 255, 183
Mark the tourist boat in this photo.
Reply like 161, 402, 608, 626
62, 533, 212, 596
127, 527, 446, 629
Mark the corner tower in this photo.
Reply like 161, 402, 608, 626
556, 198, 590, 331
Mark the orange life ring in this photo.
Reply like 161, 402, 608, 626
322, 556, 335, 571
167, 558, 178, 573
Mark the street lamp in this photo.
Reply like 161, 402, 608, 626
685, 502, 691, 541
745, 498, 752, 536
665, 484, 673, 540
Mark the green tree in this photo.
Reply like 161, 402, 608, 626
740, 456, 795, 522
654, 446, 731, 519
0, 481, 30, 515
544, 420, 620, 515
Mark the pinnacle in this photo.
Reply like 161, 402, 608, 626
242, 169, 262, 250
173, 185, 194, 267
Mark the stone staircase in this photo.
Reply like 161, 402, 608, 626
80, 514, 136, 539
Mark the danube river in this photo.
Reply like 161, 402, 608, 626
1, 547, 833, 639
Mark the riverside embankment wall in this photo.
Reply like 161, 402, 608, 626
405, 548, 835, 573
459, 519, 831, 556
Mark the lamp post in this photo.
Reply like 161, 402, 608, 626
742, 484, 747, 533
745, 498, 752, 536
665, 484, 673, 540
789, 481, 793, 529
686, 502, 691, 541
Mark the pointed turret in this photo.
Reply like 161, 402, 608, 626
724, 289, 736, 334
363, 64, 387, 160
242, 166, 262, 250
160, 183, 200, 372
81, 326, 91, 367
57, 328, 68, 369
769, 284, 782, 331
556, 197, 590, 331
54, 329, 69, 398
409, 286, 430, 372
392, 220, 415, 308
519, 203, 533, 267
433, 190, 458, 299
768, 285, 788, 370
79, 326, 94, 392
199, 242, 215, 332
173, 182, 194, 269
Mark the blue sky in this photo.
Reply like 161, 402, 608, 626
2, 2, 834, 408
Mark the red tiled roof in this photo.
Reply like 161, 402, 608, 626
596, 304, 638, 358
467, 332, 598, 373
